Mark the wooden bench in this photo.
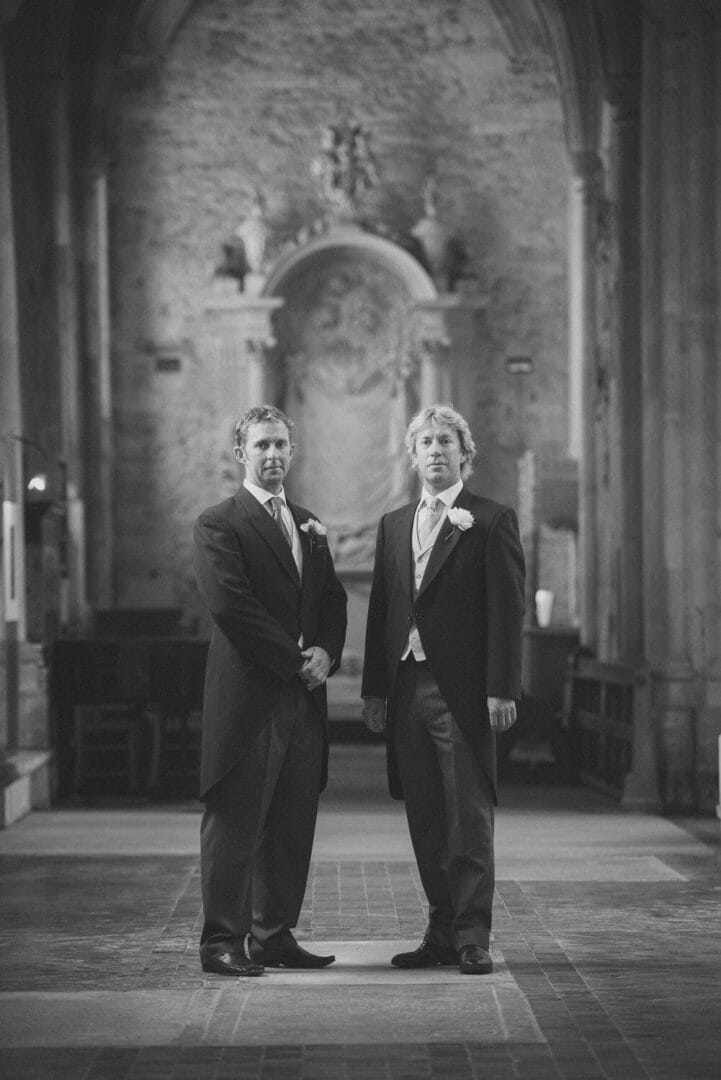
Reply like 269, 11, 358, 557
563, 657, 661, 810
51, 638, 208, 797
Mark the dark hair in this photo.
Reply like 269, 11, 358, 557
233, 405, 295, 451
405, 403, 476, 480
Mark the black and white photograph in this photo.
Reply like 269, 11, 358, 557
1, 2, 720, 1078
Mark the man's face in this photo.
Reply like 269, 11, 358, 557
412, 421, 465, 492
235, 420, 295, 493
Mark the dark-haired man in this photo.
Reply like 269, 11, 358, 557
194, 405, 347, 976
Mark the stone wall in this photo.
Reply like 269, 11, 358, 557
106, 0, 568, 616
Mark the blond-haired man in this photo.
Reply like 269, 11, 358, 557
362, 404, 525, 974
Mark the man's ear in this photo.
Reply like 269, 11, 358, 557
233, 446, 245, 465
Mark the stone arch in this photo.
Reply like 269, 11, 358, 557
262, 228, 438, 304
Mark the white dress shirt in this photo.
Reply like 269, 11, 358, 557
402, 479, 464, 661
243, 479, 303, 575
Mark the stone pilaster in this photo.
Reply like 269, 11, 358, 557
603, 72, 661, 811
205, 293, 284, 399
568, 152, 603, 652
51, 80, 86, 630
81, 164, 114, 609
410, 295, 472, 408
412, 297, 460, 406
608, 75, 644, 666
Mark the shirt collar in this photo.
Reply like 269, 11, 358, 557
421, 479, 463, 509
244, 478, 287, 507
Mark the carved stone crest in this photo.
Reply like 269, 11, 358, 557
311, 122, 379, 223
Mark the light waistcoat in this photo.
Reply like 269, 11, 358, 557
402, 480, 463, 661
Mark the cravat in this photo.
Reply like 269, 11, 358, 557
419, 497, 443, 545
269, 495, 293, 547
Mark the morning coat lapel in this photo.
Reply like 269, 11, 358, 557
416, 485, 472, 600
392, 503, 416, 602
236, 487, 301, 588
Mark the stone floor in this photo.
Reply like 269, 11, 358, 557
0, 743, 720, 1079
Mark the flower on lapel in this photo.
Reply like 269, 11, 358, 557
446, 507, 475, 538
300, 519, 328, 551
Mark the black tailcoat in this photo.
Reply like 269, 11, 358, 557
193, 486, 347, 799
361, 485, 525, 801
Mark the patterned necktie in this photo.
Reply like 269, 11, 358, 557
419, 497, 443, 545
269, 496, 293, 547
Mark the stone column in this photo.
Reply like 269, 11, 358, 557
684, 11, 721, 688
0, 32, 25, 752
568, 152, 603, 651
532, 0, 604, 653
640, 4, 721, 810
601, 71, 663, 813
81, 164, 114, 609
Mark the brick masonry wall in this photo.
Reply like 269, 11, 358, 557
107, 0, 568, 617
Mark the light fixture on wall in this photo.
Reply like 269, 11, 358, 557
27, 473, 48, 494
9, 437, 68, 556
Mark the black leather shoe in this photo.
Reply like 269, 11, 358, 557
249, 942, 335, 969
201, 951, 265, 977
458, 944, 493, 975
391, 940, 458, 968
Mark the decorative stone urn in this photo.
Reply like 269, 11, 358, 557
411, 176, 468, 292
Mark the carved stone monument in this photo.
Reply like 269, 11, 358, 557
201, 129, 485, 715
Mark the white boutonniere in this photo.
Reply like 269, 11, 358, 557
445, 507, 475, 538
300, 519, 328, 550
